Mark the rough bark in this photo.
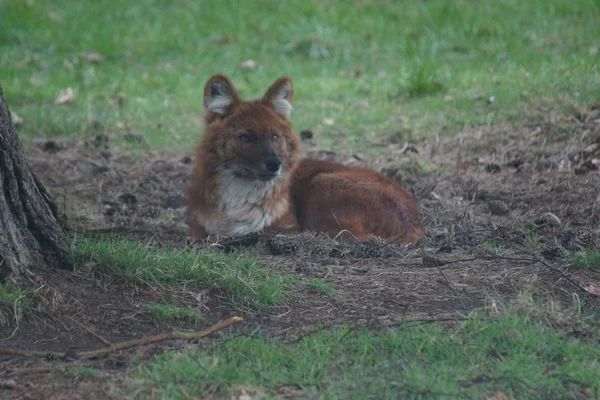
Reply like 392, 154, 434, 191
0, 87, 71, 280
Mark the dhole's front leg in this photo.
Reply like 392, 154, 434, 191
190, 224, 208, 242
187, 209, 208, 242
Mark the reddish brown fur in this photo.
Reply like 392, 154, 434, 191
187, 74, 424, 245
289, 159, 424, 244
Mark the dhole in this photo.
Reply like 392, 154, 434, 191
186, 74, 424, 245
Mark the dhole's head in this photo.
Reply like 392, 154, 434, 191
199, 74, 302, 182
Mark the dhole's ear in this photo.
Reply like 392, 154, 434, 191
262, 77, 293, 119
203, 74, 241, 118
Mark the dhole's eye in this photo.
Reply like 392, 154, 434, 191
272, 134, 279, 141
238, 134, 251, 143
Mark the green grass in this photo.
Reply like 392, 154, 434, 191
67, 366, 103, 379
483, 242, 507, 256
307, 279, 336, 296
130, 300, 600, 399
73, 237, 292, 310
1, 0, 599, 154
570, 251, 600, 270
147, 303, 204, 324
0, 282, 34, 325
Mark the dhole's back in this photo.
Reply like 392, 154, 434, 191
291, 158, 424, 244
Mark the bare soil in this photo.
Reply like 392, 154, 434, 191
1, 105, 600, 399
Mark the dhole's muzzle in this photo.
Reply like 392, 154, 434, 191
253, 144, 282, 181
230, 140, 283, 182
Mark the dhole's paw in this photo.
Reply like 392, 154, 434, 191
266, 235, 299, 255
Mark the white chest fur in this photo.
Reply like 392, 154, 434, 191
199, 172, 287, 236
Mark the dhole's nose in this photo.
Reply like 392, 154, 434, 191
265, 157, 282, 172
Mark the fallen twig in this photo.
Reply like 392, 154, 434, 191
3, 367, 57, 377
516, 249, 598, 296
436, 267, 469, 314
0, 379, 18, 390
65, 315, 112, 346
385, 316, 473, 328
0, 316, 242, 360
421, 255, 537, 269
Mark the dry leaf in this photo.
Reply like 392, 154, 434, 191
63, 59, 74, 70
584, 284, 600, 295
210, 34, 232, 45
530, 126, 543, 136
455, 159, 470, 171
82, 52, 104, 63
112, 92, 127, 107
55, 88, 76, 105
47, 11, 63, 23
240, 59, 257, 70
486, 391, 512, 400
10, 112, 24, 126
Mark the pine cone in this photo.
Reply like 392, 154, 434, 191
355, 243, 382, 258
541, 246, 569, 260
487, 200, 510, 216
266, 236, 299, 255
329, 248, 345, 258
485, 163, 501, 173
574, 230, 598, 249
311, 245, 330, 257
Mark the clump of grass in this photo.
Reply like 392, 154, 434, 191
0, 283, 34, 325
147, 303, 204, 323
67, 366, 103, 379
131, 302, 600, 399
482, 242, 507, 255
494, 289, 587, 330
403, 60, 446, 98
569, 251, 600, 270
73, 237, 292, 310
279, 33, 333, 59
523, 225, 542, 249
307, 279, 335, 296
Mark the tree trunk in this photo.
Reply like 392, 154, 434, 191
0, 87, 71, 281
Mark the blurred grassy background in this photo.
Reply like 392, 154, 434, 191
1, 0, 599, 152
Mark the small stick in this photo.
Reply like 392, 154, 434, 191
4, 367, 57, 377
436, 267, 469, 315
518, 249, 597, 296
0, 316, 242, 359
64, 315, 113, 346
0, 379, 18, 390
